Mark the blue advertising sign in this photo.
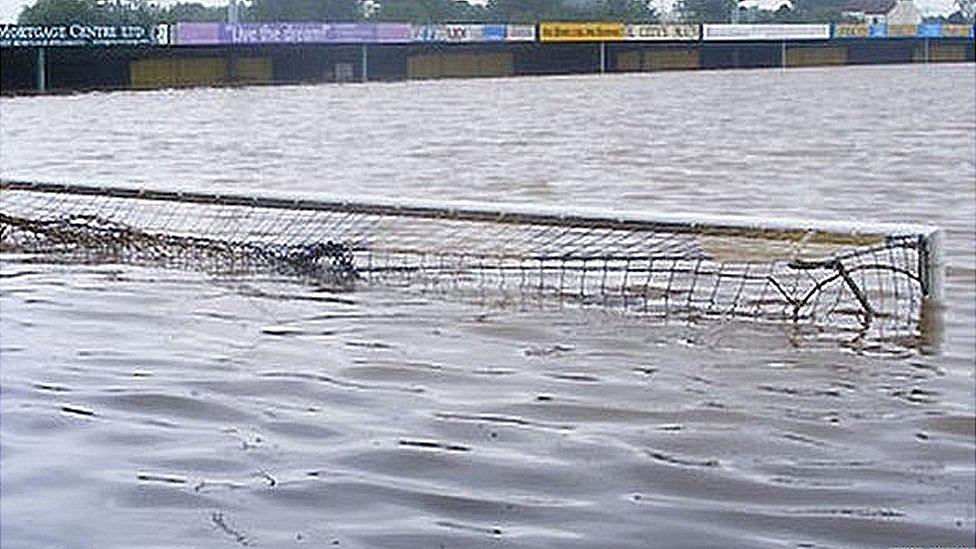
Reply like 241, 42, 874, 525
483, 24, 507, 41
916, 23, 941, 37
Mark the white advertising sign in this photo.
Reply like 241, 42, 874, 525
624, 24, 700, 41
504, 24, 536, 42
412, 24, 508, 42
703, 24, 830, 41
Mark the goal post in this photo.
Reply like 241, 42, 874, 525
0, 179, 944, 341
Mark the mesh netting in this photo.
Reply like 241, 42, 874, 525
0, 181, 941, 341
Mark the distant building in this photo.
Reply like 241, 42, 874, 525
735, 0, 793, 23
842, 0, 922, 25
738, 0, 793, 12
361, 0, 381, 19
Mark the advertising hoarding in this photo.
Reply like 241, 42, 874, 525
624, 24, 699, 41
539, 22, 625, 42
411, 24, 507, 42
483, 24, 507, 41
939, 24, 972, 37
703, 24, 830, 41
504, 25, 536, 41
916, 23, 941, 37
374, 23, 412, 42
174, 22, 411, 45
174, 22, 219, 45
886, 24, 917, 37
833, 23, 869, 38
0, 23, 169, 47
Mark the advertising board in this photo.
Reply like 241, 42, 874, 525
940, 24, 972, 37
504, 25, 536, 41
916, 23, 941, 37
624, 24, 699, 41
868, 23, 887, 37
0, 23, 170, 47
174, 22, 411, 45
174, 22, 218, 45
886, 24, 917, 37
703, 24, 830, 41
412, 24, 507, 42
484, 24, 507, 41
833, 23, 869, 38
539, 22, 625, 42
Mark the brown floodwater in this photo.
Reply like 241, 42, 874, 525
1, 63, 974, 548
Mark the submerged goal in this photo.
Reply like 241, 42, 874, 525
0, 180, 943, 341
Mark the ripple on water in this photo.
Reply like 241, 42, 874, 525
2, 65, 975, 548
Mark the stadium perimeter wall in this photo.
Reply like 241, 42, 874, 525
1, 35, 974, 93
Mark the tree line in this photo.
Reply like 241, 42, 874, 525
16, 0, 976, 27
16, 0, 657, 25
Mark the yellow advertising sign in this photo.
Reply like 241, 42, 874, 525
941, 24, 972, 37
539, 22, 625, 42
833, 24, 868, 38
887, 24, 917, 37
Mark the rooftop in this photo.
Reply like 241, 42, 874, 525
844, 0, 899, 14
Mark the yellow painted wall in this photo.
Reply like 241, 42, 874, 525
477, 53, 513, 77
235, 57, 273, 83
913, 44, 969, 62
407, 55, 434, 79
441, 54, 478, 78
616, 51, 640, 71
131, 57, 272, 88
642, 49, 699, 71
786, 46, 848, 67
131, 58, 226, 88
615, 49, 700, 71
407, 53, 514, 80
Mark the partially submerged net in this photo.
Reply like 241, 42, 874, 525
0, 180, 943, 341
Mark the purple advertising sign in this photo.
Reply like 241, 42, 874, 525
374, 23, 412, 42
175, 22, 411, 45
175, 23, 220, 45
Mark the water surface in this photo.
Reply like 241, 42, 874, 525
1, 63, 974, 548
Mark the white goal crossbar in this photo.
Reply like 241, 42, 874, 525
0, 179, 943, 342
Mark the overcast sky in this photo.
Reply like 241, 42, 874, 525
0, 0, 961, 25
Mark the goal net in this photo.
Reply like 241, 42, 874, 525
0, 180, 943, 342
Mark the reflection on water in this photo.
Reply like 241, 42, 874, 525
1, 64, 974, 547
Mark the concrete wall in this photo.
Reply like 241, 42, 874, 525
787, 45, 848, 66
617, 48, 700, 71
130, 56, 273, 88
131, 57, 226, 87
2, 38, 973, 94
700, 43, 781, 69
0, 48, 36, 90
515, 44, 602, 75
44, 47, 129, 89
845, 38, 918, 64
407, 52, 514, 79
913, 43, 971, 62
